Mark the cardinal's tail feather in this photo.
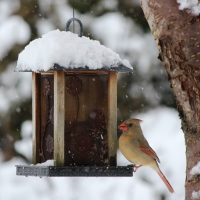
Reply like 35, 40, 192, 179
157, 171, 175, 193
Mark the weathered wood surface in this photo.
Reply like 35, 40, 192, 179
54, 71, 65, 166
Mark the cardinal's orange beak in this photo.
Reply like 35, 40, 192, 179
118, 123, 128, 131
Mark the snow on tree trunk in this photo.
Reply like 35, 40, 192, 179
139, 0, 200, 199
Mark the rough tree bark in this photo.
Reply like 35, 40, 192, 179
139, 0, 200, 199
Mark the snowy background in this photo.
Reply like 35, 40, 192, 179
0, 0, 185, 200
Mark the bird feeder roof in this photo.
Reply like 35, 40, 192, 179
16, 30, 133, 72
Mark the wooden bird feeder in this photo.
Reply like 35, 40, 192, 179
15, 18, 133, 177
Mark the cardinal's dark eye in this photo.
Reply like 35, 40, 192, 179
128, 123, 133, 128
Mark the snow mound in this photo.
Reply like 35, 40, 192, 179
16, 30, 132, 72
31, 160, 54, 166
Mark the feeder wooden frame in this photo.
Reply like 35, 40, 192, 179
32, 70, 118, 167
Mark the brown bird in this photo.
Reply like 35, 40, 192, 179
118, 118, 174, 193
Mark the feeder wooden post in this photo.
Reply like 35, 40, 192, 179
32, 72, 41, 164
107, 71, 117, 166
54, 71, 65, 166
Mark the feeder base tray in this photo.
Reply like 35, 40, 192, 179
16, 165, 133, 177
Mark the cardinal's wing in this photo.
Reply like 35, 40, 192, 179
138, 137, 160, 163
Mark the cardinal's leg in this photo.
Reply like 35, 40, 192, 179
127, 164, 142, 172
133, 165, 142, 172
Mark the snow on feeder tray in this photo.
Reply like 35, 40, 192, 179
15, 18, 133, 177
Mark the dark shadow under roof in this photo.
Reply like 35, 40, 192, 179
15, 63, 133, 73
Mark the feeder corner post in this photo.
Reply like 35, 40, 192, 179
32, 72, 41, 165
54, 70, 65, 166
108, 71, 118, 166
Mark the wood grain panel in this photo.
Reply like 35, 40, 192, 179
40, 75, 54, 162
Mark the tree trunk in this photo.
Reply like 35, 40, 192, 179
139, 0, 200, 199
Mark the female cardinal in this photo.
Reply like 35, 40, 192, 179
118, 118, 174, 193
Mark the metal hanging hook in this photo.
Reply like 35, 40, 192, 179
65, 18, 83, 37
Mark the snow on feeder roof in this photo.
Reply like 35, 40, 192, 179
16, 29, 132, 72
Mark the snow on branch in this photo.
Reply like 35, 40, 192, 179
177, 0, 200, 15
192, 190, 200, 200
190, 161, 200, 175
